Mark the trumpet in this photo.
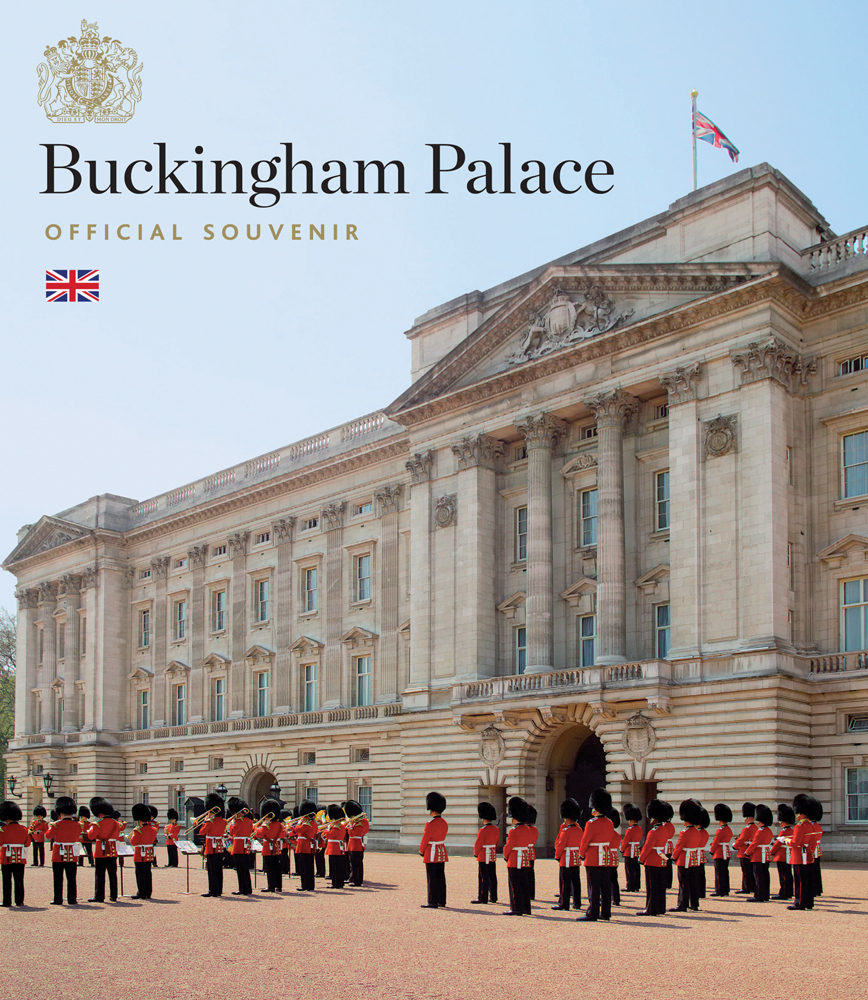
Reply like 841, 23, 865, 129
224, 805, 250, 826
284, 810, 318, 829
184, 806, 220, 835
252, 812, 277, 832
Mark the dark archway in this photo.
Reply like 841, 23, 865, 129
565, 732, 607, 811
240, 766, 277, 815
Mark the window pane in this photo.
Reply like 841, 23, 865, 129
581, 490, 598, 546
843, 432, 868, 498
656, 471, 670, 530
358, 785, 372, 818
844, 605, 864, 651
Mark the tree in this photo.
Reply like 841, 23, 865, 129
0, 607, 16, 796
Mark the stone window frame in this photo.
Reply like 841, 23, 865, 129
134, 600, 153, 650
351, 498, 374, 518
295, 554, 323, 619
654, 602, 671, 660
636, 445, 670, 541
350, 779, 373, 821
515, 505, 528, 563
345, 539, 376, 610
208, 581, 229, 635
830, 755, 868, 828
250, 569, 273, 628
211, 674, 227, 723
501, 485, 529, 571
77, 608, 87, 659
253, 668, 270, 717
820, 408, 868, 511
579, 485, 598, 549
168, 590, 189, 644
636, 565, 670, 661
578, 612, 596, 669
514, 624, 527, 675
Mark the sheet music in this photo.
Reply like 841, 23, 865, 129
176, 840, 201, 854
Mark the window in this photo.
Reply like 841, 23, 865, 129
254, 579, 270, 622
255, 531, 271, 546
56, 697, 65, 731
79, 616, 86, 656
173, 600, 187, 641
174, 788, 186, 817
174, 557, 188, 570
301, 750, 317, 765
212, 544, 227, 558
356, 655, 372, 707
579, 615, 596, 668
354, 501, 373, 516
139, 691, 149, 730
788, 542, 795, 590
515, 626, 527, 675
301, 516, 319, 531
137, 762, 148, 775
303, 567, 318, 613
213, 678, 226, 722
843, 431, 868, 499
353, 748, 370, 763
174, 684, 186, 726
655, 471, 670, 531
141, 791, 150, 807
513, 444, 528, 462
580, 425, 598, 441
357, 783, 372, 819
68, 762, 78, 775
56, 622, 65, 661
37, 628, 43, 665
654, 403, 669, 420
846, 767, 868, 822
355, 555, 372, 602
210, 756, 224, 770
788, 609, 794, 643
304, 786, 318, 805
211, 590, 226, 632
842, 578, 868, 651
786, 446, 793, 486
256, 672, 269, 717
171, 759, 184, 773
304, 664, 318, 711
139, 568, 151, 580
655, 604, 671, 659
139, 609, 150, 648
515, 506, 528, 562
848, 715, 868, 732
581, 489, 598, 547
840, 355, 868, 376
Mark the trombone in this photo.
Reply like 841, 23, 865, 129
283, 810, 318, 830
184, 805, 220, 835
224, 805, 250, 826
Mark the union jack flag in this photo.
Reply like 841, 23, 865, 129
45, 269, 100, 303
694, 111, 739, 163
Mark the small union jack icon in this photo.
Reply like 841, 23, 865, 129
45, 269, 100, 303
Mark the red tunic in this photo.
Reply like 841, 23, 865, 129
86, 818, 121, 859
620, 824, 643, 859
346, 816, 369, 852
229, 816, 254, 855
746, 825, 774, 863
709, 824, 733, 860
639, 824, 668, 867
46, 818, 83, 863
672, 826, 705, 867
787, 820, 814, 865
474, 823, 500, 864
554, 822, 583, 867
503, 823, 534, 868
199, 818, 229, 856
527, 823, 539, 862
130, 824, 157, 862
293, 819, 318, 855
608, 825, 622, 866
0, 822, 32, 864
734, 821, 756, 858
661, 821, 675, 857
770, 824, 791, 863
579, 815, 617, 867
255, 820, 284, 857
30, 819, 49, 844
165, 822, 181, 846
809, 822, 823, 861
324, 823, 347, 856
420, 816, 449, 863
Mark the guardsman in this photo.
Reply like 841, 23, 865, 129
420, 791, 448, 909
227, 797, 254, 896
660, 801, 675, 890
620, 803, 643, 893
745, 803, 774, 902
697, 807, 710, 898
323, 804, 348, 889
637, 798, 669, 916
344, 799, 369, 887
807, 797, 823, 897
734, 802, 757, 895
165, 809, 181, 868
606, 807, 622, 907
254, 797, 285, 893
279, 808, 292, 875
148, 806, 161, 867
786, 794, 819, 911
86, 797, 120, 903
29, 806, 48, 867
503, 796, 533, 916
709, 803, 733, 897
526, 804, 539, 900
314, 811, 327, 880
77, 805, 94, 868
46, 796, 81, 905
577, 788, 617, 922
471, 801, 500, 905
0, 800, 31, 907
199, 793, 228, 898
671, 799, 704, 911
771, 803, 794, 899
129, 803, 156, 899
552, 798, 582, 911
293, 800, 319, 892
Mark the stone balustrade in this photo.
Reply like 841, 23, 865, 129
809, 650, 868, 674
803, 226, 868, 272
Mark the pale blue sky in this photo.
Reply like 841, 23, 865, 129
2, 1, 866, 610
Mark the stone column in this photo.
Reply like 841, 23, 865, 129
516, 414, 567, 674
586, 390, 637, 666
13, 589, 39, 736
405, 451, 434, 709
79, 566, 98, 731
228, 532, 249, 717
59, 574, 81, 730
322, 502, 346, 708
150, 556, 170, 726
272, 517, 296, 713
37, 581, 57, 731
188, 545, 208, 722
375, 486, 403, 700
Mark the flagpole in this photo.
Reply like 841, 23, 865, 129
691, 90, 698, 191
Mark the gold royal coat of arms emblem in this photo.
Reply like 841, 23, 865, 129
37, 19, 142, 123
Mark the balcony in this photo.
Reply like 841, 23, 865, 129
808, 650, 868, 676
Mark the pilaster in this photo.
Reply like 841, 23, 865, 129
405, 451, 434, 708
322, 502, 346, 708
188, 545, 207, 722
228, 532, 249, 717
150, 556, 170, 726
375, 487, 402, 700
273, 516, 296, 713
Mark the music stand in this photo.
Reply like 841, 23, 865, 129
176, 840, 201, 894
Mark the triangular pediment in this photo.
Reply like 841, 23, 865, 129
496, 592, 526, 619
290, 636, 324, 656
164, 660, 190, 676
340, 626, 377, 647
129, 666, 154, 681
3, 515, 90, 567
202, 652, 231, 670
636, 564, 671, 595
817, 534, 868, 568
560, 577, 598, 607
244, 644, 275, 663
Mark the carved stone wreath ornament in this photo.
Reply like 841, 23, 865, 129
434, 494, 457, 528
479, 726, 506, 765
704, 415, 738, 460
622, 713, 656, 760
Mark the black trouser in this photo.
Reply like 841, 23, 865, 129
528, 860, 536, 900
315, 848, 326, 878
52, 861, 77, 904
776, 861, 793, 898
558, 866, 582, 909
166, 845, 179, 868
77, 841, 94, 867
677, 866, 701, 909
94, 857, 118, 901
794, 865, 815, 909
610, 866, 620, 905
133, 860, 152, 898
739, 855, 755, 893
234, 854, 252, 894
297, 852, 315, 890
2, 864, 25, 906
624, 856, 641, 891
713, 857, 730, 895
665, 856, 673, 888
264, 854, 282, 891
222, 850, 233, 869
698, 862, 706, 897
643, 865, 667, 914
328, 854, 347, 888
752, 861, 770, 901
585, 865, 612, 920
507, 866, 531, 914
477, 861, 497, 903
348, 850, 364, 886
425, 861, 447, 907
281, 847, 290, 875
205, 854, 223, 896
32, 842, 45, 866
812, 859, 823, 896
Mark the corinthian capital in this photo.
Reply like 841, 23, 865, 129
272, 517, 296, 544
515, 413, 568, 450
188, 545, 208, 568
450, 434, 506, 471
227, 532, 249, 557
405, 450, 434, 484
321, 501, 347, 531
38, 580, 57, 603
659, 362, 702, 405
150, 556, 171, 578
585, 390, 638, 429
15, 588, 38, 610
730, 337, 817, 394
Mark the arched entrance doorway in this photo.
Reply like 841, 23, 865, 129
240, 766, 278, 814
538, 725, 607, 852
565, 732, 607, 811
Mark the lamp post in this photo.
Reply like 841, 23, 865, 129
269, 782, 282, 801
215, 783, 228, 800
42, 772, 55, 799
7, 775, 20, 798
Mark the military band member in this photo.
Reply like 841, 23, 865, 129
165, 809, 181, 868
148, 806, 161, 867
709, 803, 733, 897
324, 804, 348, 889
620, 803, 643, 892
227, 797, 254, 896
671, 799, 704, 912
503, 796, 533, 916
420, 791, 448, 909
199, 793, 228, 898
279, 808, 292, 876
46, 796, 80, 905
86, 797, 120, 903
638, 798, 669, 916
786, 794, 820, 911
113, 810, 127, 871
314, 813, 327, 880
577, 789, 616, 922
344, 799, 369, 887
254, 798, 284, 893
807, 797, 824, 897
0, 801, 31, 907
606, 807, 622, 906
29, 806, 48, 867
77, 805, 94, 868
129, 803, 157, 899
734, 802, 757, 895
471, 801, 500, 904
293, 800, 319, 891
552, 798, 582, 911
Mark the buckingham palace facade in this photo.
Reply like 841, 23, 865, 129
5, 163, 868, 858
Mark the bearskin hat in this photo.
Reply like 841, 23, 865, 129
167, 808, 179, 821
55, 796, 76, 816
812, 798, 824, 823
590, 788, 612, 815
344, 799, 363, 818
279, 809, 291, 821
661, 800, 675, 822
777, 803, 795, 825
426, 791, 446, 814
477, 801, 497, 822
527, 804, 538, 826
111, 811, 121, 821
646, 798, 668, 823
0, 801, 22, 823
227, 797, 247, 816
259, 798, 281, 820
50, 809, 58, 822
679, 798, 703, 826
33, 805, 47, 818
797, 795, 823, 822
292, 806, 300, 819
90, 797, 113, 817
578, 806, 593, 827
77, 805, 91, 820
326, 804, 344, 821
298, 800, 318, 817
699, 808, 710, 829
149, 805, 159, 819
713, 803, 733, 823
507, 797, 529, 823
204, 793, 225, 817
623, 803, 642, 823
755, 804, 774, 827
741, 801, 756, 819
131, 803, 151, 823
560, 798, 582, 822
607, 808, 621, 829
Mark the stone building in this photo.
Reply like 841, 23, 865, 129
5, 163, 868, 858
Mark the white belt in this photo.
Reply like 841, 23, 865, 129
591, 842, 610, 864
427, 840, 445, 863
232, 837, 251, 851
482, 844, 497, 864
654, 846, 668, 860
564, 847, 582, 867
206, 837, 224, 849
513, 846, 532, 868
757, 845, 772, 863
4, 846, 26, 863
720, 842, 732, 860
685, 847, 702, 867
57, 842, 78, 861
626, 842, 641, 858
